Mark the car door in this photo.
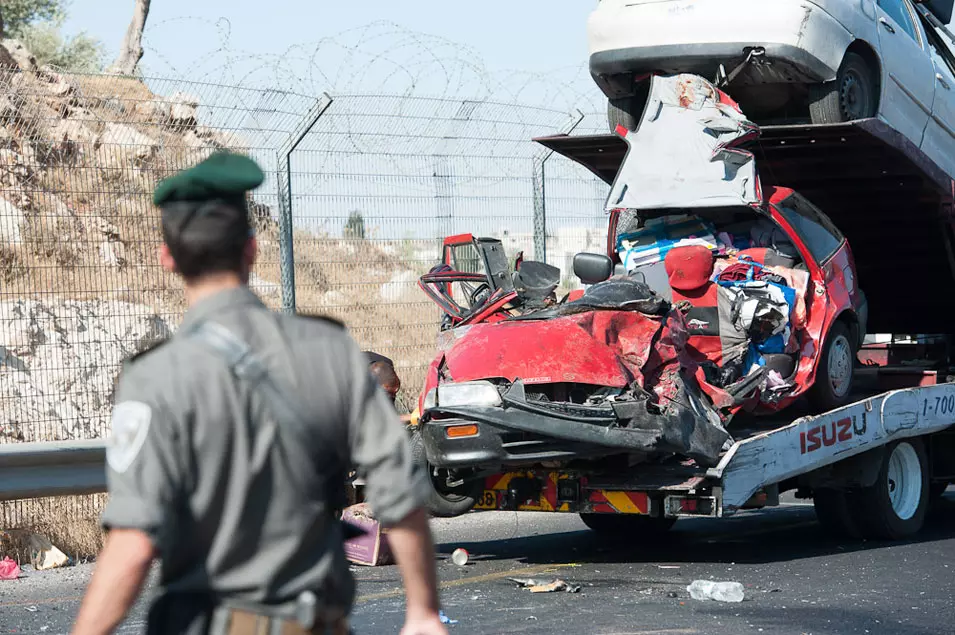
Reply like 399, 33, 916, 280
874, 0, 936, 144
917, 17, 955, 179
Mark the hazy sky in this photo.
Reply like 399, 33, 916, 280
62, 1, 601, 106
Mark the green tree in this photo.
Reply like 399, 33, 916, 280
0, 0, 64, 38
1, 0, 106, 72
344, 211, 366, 240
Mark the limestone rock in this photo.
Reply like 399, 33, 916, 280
99, 239, 126, 267
0, 197, 24, 245
0, 300, 172, 441
96, 122, 159, 163
134, 99, 170, 123
169, 91, 199, 125
0, 40, 37, 73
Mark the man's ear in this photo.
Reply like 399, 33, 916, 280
159, 243, 177, 273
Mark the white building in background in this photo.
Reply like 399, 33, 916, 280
497, 226, 607, 286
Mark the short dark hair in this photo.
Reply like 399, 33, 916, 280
369, 360, 400, 390
160, 199, 251, 279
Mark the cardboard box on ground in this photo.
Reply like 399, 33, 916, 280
341, 414, 416, 566
341, 503, 393, 567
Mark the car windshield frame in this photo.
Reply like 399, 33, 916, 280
773, 192, 846, 266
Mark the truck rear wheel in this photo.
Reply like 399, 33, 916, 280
410, 430, 481, 518
579, 513, 676, 536
848, 438, 930, 540
812, 488, 862, 539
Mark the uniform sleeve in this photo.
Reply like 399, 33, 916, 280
101, 361, 183, 550
343, 340, 429, 527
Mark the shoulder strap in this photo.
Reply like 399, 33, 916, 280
184, 321, 346, 482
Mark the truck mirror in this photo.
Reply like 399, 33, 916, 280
573, 253, 614, 285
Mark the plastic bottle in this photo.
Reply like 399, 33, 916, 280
686, 580, 745, 603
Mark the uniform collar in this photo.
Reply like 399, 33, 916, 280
179, 285, 266, 332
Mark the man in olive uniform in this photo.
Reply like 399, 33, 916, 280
72, 152, 448, 635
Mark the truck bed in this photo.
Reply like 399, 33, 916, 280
473, 381, 955, 517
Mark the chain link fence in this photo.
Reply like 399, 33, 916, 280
0, 67, 609, 552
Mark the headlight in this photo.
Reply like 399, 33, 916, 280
423, 381, 502, 410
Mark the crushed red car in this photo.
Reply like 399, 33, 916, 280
415, 74, 867, 483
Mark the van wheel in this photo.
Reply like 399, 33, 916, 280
813, 488, 862, 539
808, 321, 856, 413
409, 430, 481, 518
809, 52, 878, 123
579, 513, 677, 536
848, 439, 930, 540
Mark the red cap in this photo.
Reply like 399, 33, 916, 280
664, 245, 715, 291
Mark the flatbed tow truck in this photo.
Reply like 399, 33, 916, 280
430, 116, 955, 541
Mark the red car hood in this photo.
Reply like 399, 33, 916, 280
443, 310, 686, 394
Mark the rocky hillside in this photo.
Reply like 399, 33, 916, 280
0, 39, 435, 443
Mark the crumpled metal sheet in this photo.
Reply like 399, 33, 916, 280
606, 73, 762, 211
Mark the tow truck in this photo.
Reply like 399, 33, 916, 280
412, 82, 955, 541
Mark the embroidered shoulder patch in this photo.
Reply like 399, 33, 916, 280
107, 401, 153, 474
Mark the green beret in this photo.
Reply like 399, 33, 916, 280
153, 151, 265, 207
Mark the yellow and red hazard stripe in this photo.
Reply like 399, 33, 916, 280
474, 471, 649, 515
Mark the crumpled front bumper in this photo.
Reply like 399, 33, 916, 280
420, 378, 730, 470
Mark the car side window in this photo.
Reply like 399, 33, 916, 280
878, 0, 921, 43
775, 194, 845, 264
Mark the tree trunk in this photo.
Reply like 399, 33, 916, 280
109, 0, 151, 75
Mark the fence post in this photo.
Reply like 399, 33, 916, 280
532, 109, 586, 264
275, 92, 334, 314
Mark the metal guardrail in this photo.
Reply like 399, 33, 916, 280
0, 415, 418, 502
0, 440, 107, 502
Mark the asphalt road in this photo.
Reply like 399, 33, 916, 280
2, 491, 954, 635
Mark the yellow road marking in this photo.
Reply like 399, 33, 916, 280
355, 562, 577, 604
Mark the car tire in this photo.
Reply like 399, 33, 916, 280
409, 429, 481, 518
608, 97, 638, 132
579, 513, 677, 536
607, 80, 651, 132
813, 488, 862, 539
807, 321, 856, 413
808, 52, 878, 123
847, 438, 930, 540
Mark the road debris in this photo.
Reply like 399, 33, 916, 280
27, 533, 70, 571
509, 578, 582, 593
438, 610, 458, 625
2, 530, 70, 571
451, 548, 469, 566
687, 580, 745, 603
0, 556, 20, 580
